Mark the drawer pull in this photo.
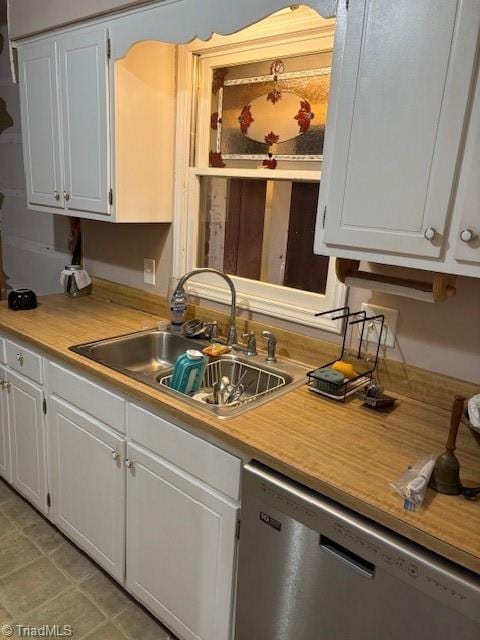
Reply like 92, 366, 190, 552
111, 450, 119, 461
125, 459, 134, 470
16, 353, 24, 366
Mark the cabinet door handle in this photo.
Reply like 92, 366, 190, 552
125, 459, 134, 469
111, 450, 119, 461
16, 353, 24, 366
1, 381, 10, 391
460, 228, 474, 243
54, 190, 60, 201
424, 227, 436, 241
64, 191, 70, 202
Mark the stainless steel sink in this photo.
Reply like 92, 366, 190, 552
71, 329, 307, 418
71, 329, 203, 377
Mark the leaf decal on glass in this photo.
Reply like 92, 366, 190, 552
238, 105, 254, 134
267, 88, 282, 104
264, 131, 280, 146
209, 151, 226, 167
294, 100, 315, 134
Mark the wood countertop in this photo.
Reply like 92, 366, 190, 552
0, 295, 479, 574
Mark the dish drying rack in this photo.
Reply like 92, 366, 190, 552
159, 358, 286, 409
307, 306, 385, 402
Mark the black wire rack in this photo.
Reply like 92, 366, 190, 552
307, 306, 385, 402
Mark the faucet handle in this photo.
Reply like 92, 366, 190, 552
242, 331, 257, 356
261, 330, 277, 363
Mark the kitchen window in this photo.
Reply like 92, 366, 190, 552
172, 7, 345, 332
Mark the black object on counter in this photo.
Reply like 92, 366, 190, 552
8, 289, 37, 311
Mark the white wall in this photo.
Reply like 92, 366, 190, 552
0, 6, 70, 295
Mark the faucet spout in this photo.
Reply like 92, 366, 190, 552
170, 268, 238, 345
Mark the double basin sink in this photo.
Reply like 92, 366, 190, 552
71, 329, 307, 418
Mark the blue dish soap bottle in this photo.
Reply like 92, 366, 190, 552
170, 350, 207, 395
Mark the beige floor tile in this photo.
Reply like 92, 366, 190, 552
115, 605, 170, 640
0, 511, 15, 539
16, 588, 105, 639
0, 480, 15, 505
80, 571, 131, 617
0, 557, 71, 617
0, 531, 41, 577
24, 519, 64, 554
51, 541, 99, 583
83, 622, 129, 640
0, 602, 12, 626
1, 495, 44, 529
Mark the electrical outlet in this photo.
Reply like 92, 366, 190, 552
360, 303, 399, 348
143, 258, 156, 286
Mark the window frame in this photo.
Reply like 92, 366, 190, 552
172, 12, 345, 333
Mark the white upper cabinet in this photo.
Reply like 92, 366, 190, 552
452, 58, 480, 265
18, 27, 111, 220
57, 27, 110, 215
316, 0, 480, 273
18, 39, 64, 209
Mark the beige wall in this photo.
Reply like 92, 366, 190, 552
82, 223, 480, 384
0, 3, 70, 295
8, 0, 161, 39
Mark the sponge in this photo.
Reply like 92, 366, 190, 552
332, 360, 358, 379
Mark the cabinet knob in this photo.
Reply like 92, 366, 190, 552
424, 227, 436, 241
54, 190, 60, 201
64, 191, 70, 201
1, 381, 10, 391
16, 353, 24, 366
125, 459, 134, 469
460, 228, 474, 243
111, 450, 119, 461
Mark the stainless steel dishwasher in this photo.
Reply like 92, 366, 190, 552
235, 462, 480, 640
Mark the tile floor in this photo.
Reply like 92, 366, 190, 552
0, 478, 177, 639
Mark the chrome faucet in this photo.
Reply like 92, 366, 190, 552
170, 269, 238, 345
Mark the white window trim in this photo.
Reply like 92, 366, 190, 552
172, 12, 345, 334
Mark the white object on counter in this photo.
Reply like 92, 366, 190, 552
390, 454, 436, 512
60, 268, 92, 290
468, 394, 480, 430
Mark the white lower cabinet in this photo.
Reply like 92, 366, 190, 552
126, 442, 239, 640
49, 398, 126, 581
8, 370, 47, 514
0, 365, 10, 482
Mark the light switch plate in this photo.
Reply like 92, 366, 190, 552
143, 258, 156, 286
360, 303, 399, 348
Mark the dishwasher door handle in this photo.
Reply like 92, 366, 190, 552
320, 535, 375, 579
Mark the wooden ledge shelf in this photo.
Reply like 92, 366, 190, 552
336, 259, 457, 303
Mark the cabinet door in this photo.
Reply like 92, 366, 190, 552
319, 0, 480, 258
57, 27, 110, 215
0, 366, 10, 482
453, 60, 480, 265
126, 443, 238, 640
8, 371, 47, 514
18, 39, 64, 209
49, 398, 126, 581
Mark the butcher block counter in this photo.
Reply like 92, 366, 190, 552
0, 294, 478, 574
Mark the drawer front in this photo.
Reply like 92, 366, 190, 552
6, 339, 43, 384
48, 362, 126, 434
127, 403, 241, 502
